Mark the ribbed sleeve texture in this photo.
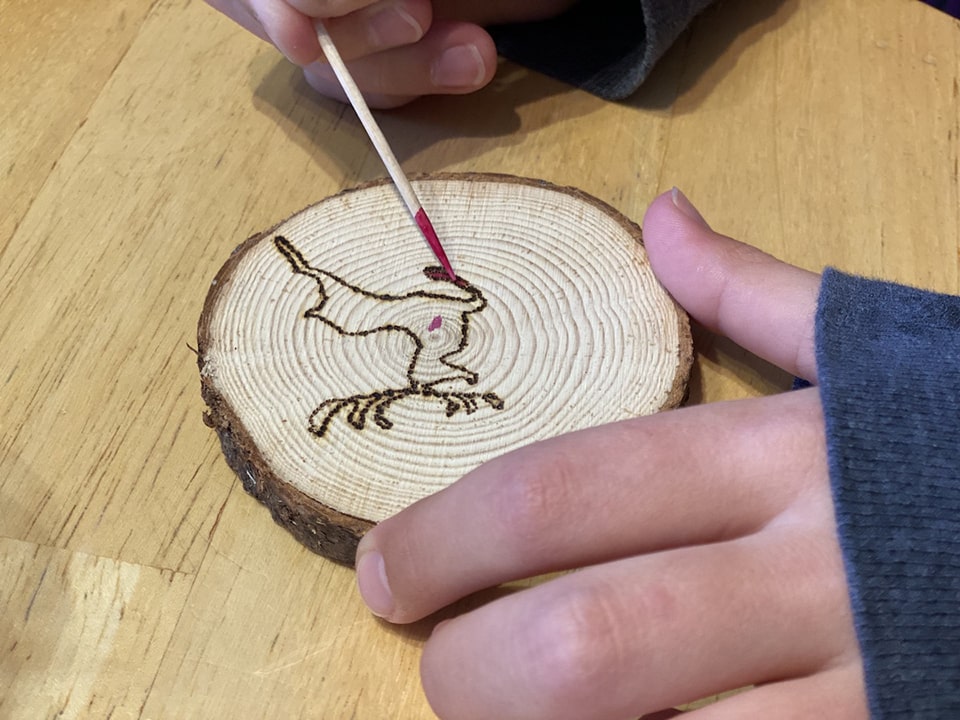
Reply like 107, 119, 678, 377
816, 268, 960, 718
488, 0, 715, 100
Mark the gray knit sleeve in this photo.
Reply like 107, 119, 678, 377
816, 269, 960, 717
488, 0, 716, 100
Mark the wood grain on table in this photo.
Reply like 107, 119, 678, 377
1, 0, 957, 717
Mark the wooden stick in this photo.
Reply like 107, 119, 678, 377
315, 22, 456, 280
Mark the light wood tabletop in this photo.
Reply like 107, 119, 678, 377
2, 0, 957, 717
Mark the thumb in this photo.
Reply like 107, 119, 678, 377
642, 189, 820, 382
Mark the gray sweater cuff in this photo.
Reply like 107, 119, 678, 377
816, 268, 960, 718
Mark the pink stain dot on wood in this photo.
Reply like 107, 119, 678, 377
428, 315, 443, 332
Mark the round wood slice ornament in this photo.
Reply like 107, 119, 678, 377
198, 173, 692, 565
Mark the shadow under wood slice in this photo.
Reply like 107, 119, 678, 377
197, 173, 692, 565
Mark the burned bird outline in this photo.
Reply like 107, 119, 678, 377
273, 235, 504, 437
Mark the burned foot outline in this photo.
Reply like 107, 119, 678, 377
275, 236, 504, 437
308, 387, 505, 437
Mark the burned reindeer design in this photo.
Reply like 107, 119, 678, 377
273, 236, 504, 437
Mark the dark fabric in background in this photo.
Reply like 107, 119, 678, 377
923, 0, 960, 19
489, 0, 715, 100
492, 1, 958, 100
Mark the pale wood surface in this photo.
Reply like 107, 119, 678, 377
1, 0, 957, 717
198, 176, 690, 560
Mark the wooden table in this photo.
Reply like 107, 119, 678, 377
2, 0, 957, 717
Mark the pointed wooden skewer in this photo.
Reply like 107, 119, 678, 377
314, 21, 456, 280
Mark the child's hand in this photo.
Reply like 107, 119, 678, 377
205, 0, 575, 107
354, 189, 870, 719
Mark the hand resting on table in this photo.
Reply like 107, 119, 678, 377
354, 189, 869, 720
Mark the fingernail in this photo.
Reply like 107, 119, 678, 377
356, 550, 394, 618
367, 7, 423, 49
671, 187, 708, 227
431, 45, 486, 88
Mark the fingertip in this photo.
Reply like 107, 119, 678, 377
641, 189, 722, 313
430, 44, 484, 88
420, 613, 487, 719
640, 188, 683, 236
364, 4, 425, 49
642, 188, 821, 380
304, 21, 494, 103
669, 186, 708, 225
356, 546, 395, 619
641, 188, 710, 269
429, 27, 497, 92
253, 0, 323, 65
354, 514, 442, 624
420, 625, 448, 717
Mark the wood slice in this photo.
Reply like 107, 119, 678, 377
198, 173, 692, 565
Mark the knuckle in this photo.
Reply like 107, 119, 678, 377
523, 580, 679, 708
524, 584, 627, 702
490, 448, 575, 557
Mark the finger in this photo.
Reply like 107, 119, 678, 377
205, 0, 273, 44
356, 389, 826, 622
319, 0, 430, 61
677, 663, 867, 720
225, 0, 430, 66
421, 523, 857, 720
286, 0, 378, 16
642, 189, 821, 382
248, 0, 323, 65
304, 20, 495, 105
303, 70, 418, 108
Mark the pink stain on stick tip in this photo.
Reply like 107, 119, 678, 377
414, 208, 456, 281
428, 315, 443, 332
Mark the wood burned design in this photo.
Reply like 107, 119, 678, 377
274, 236, 504, 437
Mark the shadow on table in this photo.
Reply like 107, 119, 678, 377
684, 323, 794, 406
248, 0, 795, 178
631, 0, 796, 112
374, 581, 526, 646
249, 54, 602, 180
375, 571, 588, 645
